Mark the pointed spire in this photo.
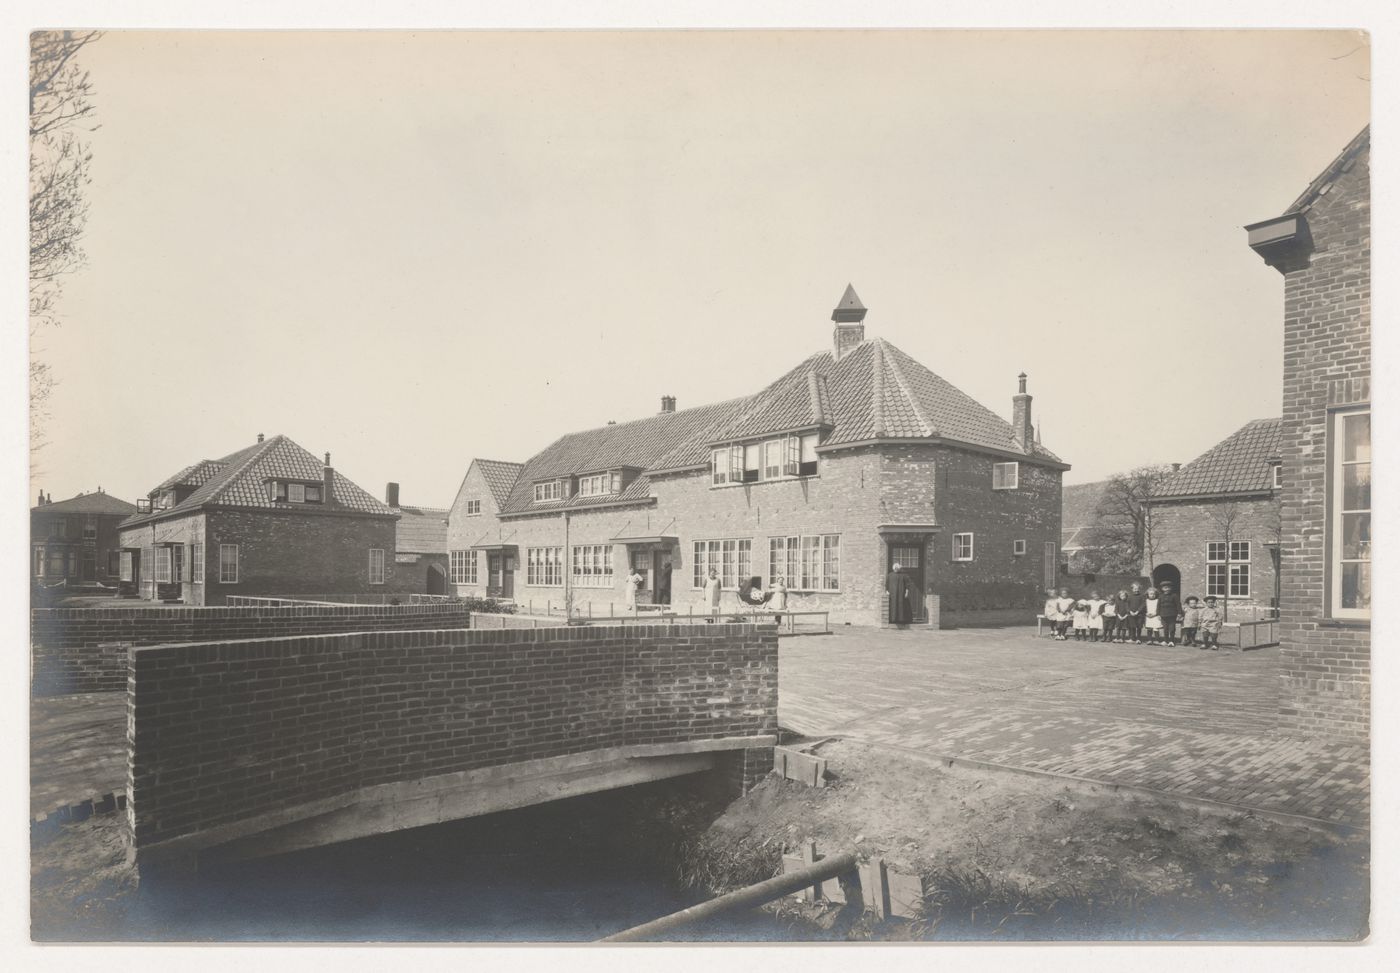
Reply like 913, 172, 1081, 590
831, 283, 867, 323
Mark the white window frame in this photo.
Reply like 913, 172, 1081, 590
192, 542, 204, 583
368, 548, 386, 585
1229, 563, 1251, 598
533, 481, 562, 503
526, 546, 564, 586
572, 544, 615, 587
219, 544, 239, 584
1013, 539, 1027, 556
465, 499, 481, 516
154, 547, 172, 584
305, 483, 322, 503
1330, 409, 1371, 620
693, 538, 753, 590
952, 533, 974, 561
449, 550, 477, 585
992, 462, 1020, 490
83, 522, 97, 542
288, 482, 306, 503
119, 550, 134, 583
1272, 464, 1283, 490
765, 534, 838, 591
1206, 541, 1251, 598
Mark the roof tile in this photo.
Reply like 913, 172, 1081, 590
1153, 419, 1282, 499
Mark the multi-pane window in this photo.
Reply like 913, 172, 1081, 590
465, 500, 481, 515
306, 483, 322, 502
192, 542, 204, 583
1013, 539, 1027, 556
764, 440, 783, 479
533, 481, 563, 503
952, 533, 974, 561
1206, 542, 1250, 598
288, 482, 306, 503
742, 444, 762, 483
1331, 410, 1371, 618
1273, 464, 1283, 490
693, 539, 752, 589
711, 449, 731, 486
578, 474, 622, 498
120, 550, 135, 583
767, 534, 839, 590
712, 433, 821, 487
992, 462, 1020, 490
217, 543, 236, 582
171, 545, 185, 584
83, 523, 97, 542
55, 518, 67, 539
32, 547, 44, 577
572, 544, 615, 587
154, 547, 172, 584
527, 547, 564, 586
368, 549, 386, 585
449, 550, 477, 584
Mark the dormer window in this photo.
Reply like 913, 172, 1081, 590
578, 472, 623, 497
1273, 464, 1283, 489
267, 480, 324, 503
534, 480, 564, 503
712, 432, 820, 487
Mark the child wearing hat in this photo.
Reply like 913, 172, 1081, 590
1199, 596, 1224, 649
1181, 595, 1202, 646
1157, 581, 1182, 647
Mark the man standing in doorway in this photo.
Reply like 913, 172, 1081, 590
657, 559, 673, 606
886, 562, 915, 626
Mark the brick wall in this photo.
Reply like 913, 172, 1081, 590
30, 602, 470, 695
30, 509, 130, 584
1275, 139, 1370, 741
1149, 494, 1282, 615
127, 623, 778, 850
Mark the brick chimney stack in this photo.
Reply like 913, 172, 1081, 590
386, 482, 400, 507
257, 433, 264, 443
831, 284, 867, 360
1012, 373, 1034, 451
660, 395, 676, 413
323, 453, 334, 504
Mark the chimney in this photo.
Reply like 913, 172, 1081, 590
831, 283, 867, 360
1172, 462, 1182, 472
257, 433, 264, 443
1012, 373, 1034, 451
323, 452, 334, 504
660, 395, 676, 414
386, 482, 400, 507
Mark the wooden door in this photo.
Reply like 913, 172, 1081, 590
888, 544, 926, 623
501, 554, 515, 598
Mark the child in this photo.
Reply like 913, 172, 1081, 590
1072, 600, 1090, 641
1043, 588, 1060, 640
1111, 589, 1132, 643
1181, 595, 1202, 646
1199, 596, 1223, 649
1054, 588, 1076, 641
1158, 581, 1182, 647
1143, 587, 1163, 645
1087, 590, 1106, 643
1100, 591, 1118, 643
1124, 583, 1146, 644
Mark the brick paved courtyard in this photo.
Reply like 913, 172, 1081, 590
780, 626, 1369, 827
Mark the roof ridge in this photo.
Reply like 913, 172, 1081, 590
878, 338, 934, 437
1287, 124, 1370, 215
203, 435, 284, 505
871, 340, 886, 437
550, 394, 751, 443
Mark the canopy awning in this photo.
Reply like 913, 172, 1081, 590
876, 523, 941, 534
610, 535, 680, 546
469, 543, 518, 552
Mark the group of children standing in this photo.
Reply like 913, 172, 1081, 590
1042, 581, 1224, 648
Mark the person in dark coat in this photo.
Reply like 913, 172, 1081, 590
656, 559, 673, 606
886, 564, 915, 625
1157, 581, 1182, 647
1124, 582, 1147, 644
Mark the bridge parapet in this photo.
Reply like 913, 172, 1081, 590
127, 623, 777, 867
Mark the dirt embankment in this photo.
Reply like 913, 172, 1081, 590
685, 739, 1369, 941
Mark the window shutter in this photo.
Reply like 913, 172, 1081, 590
784, 435, 800, 476
729, 445, 744, 483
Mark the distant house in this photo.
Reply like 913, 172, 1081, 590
117, 434, 398, 605
385, 481, 450, 595
1060, 480, 1112, 573
446, 287, 1069, 626
30, 489, 138, 587
1246, 126, 1369, 741
1145, 419, 1283, 617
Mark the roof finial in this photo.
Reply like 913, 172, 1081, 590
831, 283, 867, 323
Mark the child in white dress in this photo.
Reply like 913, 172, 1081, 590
1144, 587, 1164, 645
1086, 591, 1106, 643
1071, 600, 1091, 641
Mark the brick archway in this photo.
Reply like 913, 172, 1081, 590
1151, 563, 1181, 593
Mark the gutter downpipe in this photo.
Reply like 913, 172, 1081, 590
563, 510, 572, 622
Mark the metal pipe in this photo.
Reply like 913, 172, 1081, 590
598, 850, 858, 943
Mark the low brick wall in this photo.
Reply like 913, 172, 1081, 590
128, 623, 778, 851
30, 602, 471, 696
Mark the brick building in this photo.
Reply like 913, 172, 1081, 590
117, 434, 399, 605
30, 489, 138, 587
385, 482, 450, 595
1145, 418, 1283, 619
447, 287, 1069, 626
1246, 126, 1369, 741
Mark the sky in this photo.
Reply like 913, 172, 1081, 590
29, 30, 1370, 507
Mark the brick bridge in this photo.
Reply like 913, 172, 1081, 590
125, 623, 778, 872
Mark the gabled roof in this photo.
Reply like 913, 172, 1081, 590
32, 491, 137, 516
394, 505, 449, 554
122, 435, 395, 526
1285, 125, 1370, 216
475, 459, 524, 509
151, 459, 224, 495
1060, 480, 1117, 552
1152, 419, 1282, 500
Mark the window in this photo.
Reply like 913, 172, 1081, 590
449, 550, 478, 584
192, 542, 204, 583
219, 544, 239, 583
120, 550, 135, 583
742, 444, 761, 484
527, 547, 564, 586
533, 481, 562, 503
631, 549, 650, 587
366, 548, 385, 584
764, 440, 783, 480
799, 433, 819, 477
171, 545, 185, 584
729, 445, 744, 484
712, 449, 730, 486
1273, 464, 1283, 490
65, 552, 77, 577
572, 544, 615, 587
1013, 539, 1027, 556
952, 533, 974, 561
993, 462, 1020, 490
465, 500, 481, 516
693, 539, 752, 589
305, 483, 322, 503
288, 482, 306, 503
83, 523, 97, 542
1331, 410, 1371, 618
1206, 541, 1250, 598
155, 547, 172, 584
267, 480, 287, 502
33, 547, 44, 577
55, 518, 67, 539
578, 474, 620, 498
714, 433, 820, 487
766, 534, 839, 590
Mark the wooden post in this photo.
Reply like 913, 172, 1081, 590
801, 841, 821, 902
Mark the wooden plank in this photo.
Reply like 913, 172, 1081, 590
858, 858, 888, 919
885, 868, 925, 919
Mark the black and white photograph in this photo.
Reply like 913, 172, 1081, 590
5, 2, 1394, 964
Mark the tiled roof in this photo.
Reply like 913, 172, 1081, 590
152, 459, 224, 494
1153, 419, 1282, 499
1286, 125, 1370, 216
1061, 480, 1114, 551
124, 435, 394, 525
32, 491, 138, 516
476, 459, 524, 509
394, 505, 449, 554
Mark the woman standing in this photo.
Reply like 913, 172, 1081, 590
769, 575, 788, 613
624, 567, 643, 612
